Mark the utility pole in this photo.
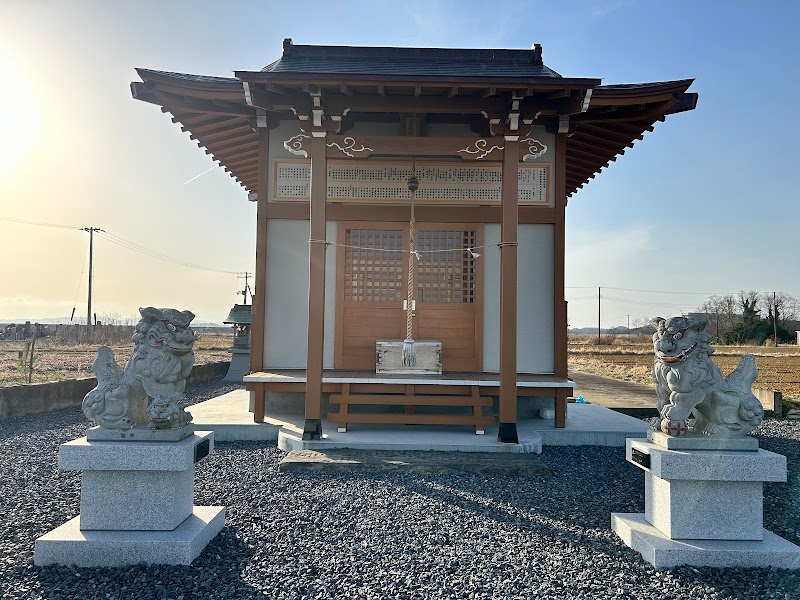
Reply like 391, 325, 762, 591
627, 314, 630, 338
598, 286, 601, 343
238, 272, 252, 305
82, 227, 104, 339
774, 291, 779, 347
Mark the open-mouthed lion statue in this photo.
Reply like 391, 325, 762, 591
82, 307, 196, 430
651, 316, 763, 437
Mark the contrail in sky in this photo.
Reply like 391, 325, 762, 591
183, 165, 216, 185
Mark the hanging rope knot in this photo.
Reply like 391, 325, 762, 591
497, 241, 519, 248
308, 239, 332, 247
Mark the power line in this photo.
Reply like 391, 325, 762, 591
1, 215, 241, 275
96, 231, 239, 274
0, 215, 82, 230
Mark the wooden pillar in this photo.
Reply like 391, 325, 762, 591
553, 133, 568, 379
553, 133, 567, 428
250, 127, 270, 423
304, 132, 327, 440
553, 133, 568, 428
498, 137, 519, 443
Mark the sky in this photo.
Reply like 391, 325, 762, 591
0, 0, 798, 328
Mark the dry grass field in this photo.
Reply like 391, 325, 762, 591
0, 330, 232, 387
569, 335, 800, 401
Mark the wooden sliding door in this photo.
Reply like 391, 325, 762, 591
335, 221, 483, 372
414, 224, 482, 372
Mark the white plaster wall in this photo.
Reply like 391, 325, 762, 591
263, 220, 337, 369
483, 224, 554, 373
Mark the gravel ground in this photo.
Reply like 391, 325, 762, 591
1, 378, 799, 599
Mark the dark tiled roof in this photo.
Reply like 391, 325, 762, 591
136, 69, 239, 84
260, 41, 562, 79
595, 80, 694, 92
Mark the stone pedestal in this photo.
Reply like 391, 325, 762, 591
612, 431, 800, 569
34, 431, 225, 567
224, 346, 251, 381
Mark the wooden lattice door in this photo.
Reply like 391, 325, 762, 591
335, 224, 408, 369
414, 224, 483, 372
335, 222, 482, 372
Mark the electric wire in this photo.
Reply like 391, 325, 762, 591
0, 215, 82, 230
95, 231, 239, 274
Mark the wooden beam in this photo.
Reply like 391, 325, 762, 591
581, 123, 644, 143
498, 137, 519, 443
207, 142, 259, 161
324, 135, 505, 160
325, 94, 505, 115
265, 203, 558, 223
304, 133, 327, 440
566, 136, 619, 154
153, 89, 254, 117
180, 115, 237, 133
567, 145, 616, 163
265, 82, 292, 95
250, 128, 270, 423
191, 124, 253, 144
203, 136, 258, 154
572, 128, 635, 149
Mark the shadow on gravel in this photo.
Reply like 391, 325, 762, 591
758, 432, 800, 547
33, 527, 264, 600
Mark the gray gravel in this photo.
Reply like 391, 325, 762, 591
1, 378, 799, 599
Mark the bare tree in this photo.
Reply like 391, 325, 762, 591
762, 292, 799, 329
699, 294, 738, 339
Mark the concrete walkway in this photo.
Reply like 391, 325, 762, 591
189, 389, 651, 452
569, 370, 656, 410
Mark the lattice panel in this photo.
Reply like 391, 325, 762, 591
417, 230, 477, 303
274, 160, 549, 205
344, 229, 405, 302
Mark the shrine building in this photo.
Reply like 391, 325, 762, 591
131, 40, 697, 442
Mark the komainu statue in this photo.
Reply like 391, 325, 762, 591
82, 307, 196, 430
651, 316, 763, 437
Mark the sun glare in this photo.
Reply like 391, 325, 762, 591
0, 55, 40, 178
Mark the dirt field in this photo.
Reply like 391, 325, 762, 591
0, 331, 232, 386
569, 336, 800, 401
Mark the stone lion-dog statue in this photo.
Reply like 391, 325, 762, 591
82, 307, 196, 430
651, 316, 763, 437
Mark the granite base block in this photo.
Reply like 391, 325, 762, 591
645, 474, 764, 541
79, 469, 194, 531
34, 506, 225, 567
612, 513, 800, 570
647, 430, 759, 452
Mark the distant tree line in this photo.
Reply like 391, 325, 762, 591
697, 291, 799, 345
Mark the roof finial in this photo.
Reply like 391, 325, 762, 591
532, 43, 542, 65
283, 38, 293, 56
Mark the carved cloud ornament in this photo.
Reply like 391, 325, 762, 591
284, 133, 310, 158
521, 138, 548, 162
326, 136, 373, 157
457, 139, 505, 160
